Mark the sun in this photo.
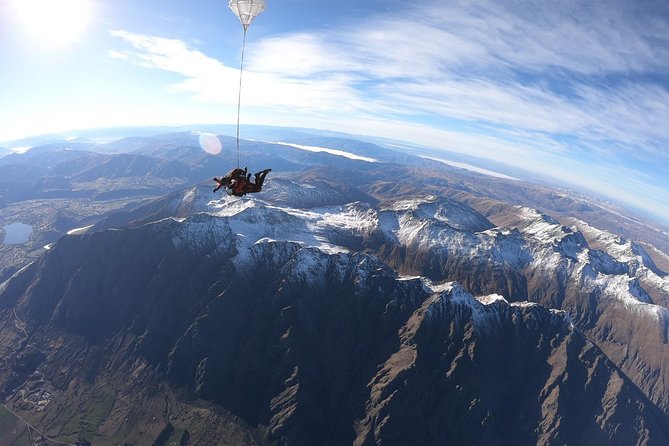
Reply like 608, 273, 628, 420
12, 0, 92, 46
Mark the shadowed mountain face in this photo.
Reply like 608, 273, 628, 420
2, 184, 669, 445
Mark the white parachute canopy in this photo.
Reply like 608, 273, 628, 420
229, 0, 267, 30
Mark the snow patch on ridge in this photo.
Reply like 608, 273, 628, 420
477, 293, 508, 305
447, 284, 511, 333
67, 224, 94, 235
419, 278, 455, 295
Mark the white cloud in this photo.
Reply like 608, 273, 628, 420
111, 30, 231, 81
110, 30, 369, 113
249, 33, 359, 77
107, 50, 128, 60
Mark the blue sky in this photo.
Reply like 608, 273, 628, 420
1, 0, 669, 223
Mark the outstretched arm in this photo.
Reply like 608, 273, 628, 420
213, 177, 226, 193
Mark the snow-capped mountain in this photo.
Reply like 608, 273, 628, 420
3, 179, 669, 444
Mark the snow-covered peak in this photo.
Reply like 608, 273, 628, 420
510, 206, 589, 262
203, 194, 379, 256
382, 196, 439, 212
373, 197, 505, 257
518, 207, 559, 224
156, 186, 498, 260
164, 185, 222, 217
381, 196, 493, 232
258, 177, 368, 209
208, 197, 332, 255
448, 282, 508, 324
517, 207, 574, 243
419, 281, 569, 336
208, 194, 258, 217
569, 219, 658, 272
477, 293, 508, 305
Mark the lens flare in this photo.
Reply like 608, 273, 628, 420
198, 132, 222, 155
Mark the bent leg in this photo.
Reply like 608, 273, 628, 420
254, 169, 272, 188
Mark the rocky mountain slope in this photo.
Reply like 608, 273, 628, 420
2, 181, 669, 444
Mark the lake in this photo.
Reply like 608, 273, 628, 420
2, 222, 33, 245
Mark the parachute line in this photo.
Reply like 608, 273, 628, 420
235, 27, 247, 169
229, 0, 265, 168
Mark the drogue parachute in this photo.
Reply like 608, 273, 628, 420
229, 0, 266, 30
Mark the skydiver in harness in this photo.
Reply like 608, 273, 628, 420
213, 167, 246, 193
213, 167, 271, 196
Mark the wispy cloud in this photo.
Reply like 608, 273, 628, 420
110, 30, 234, 100
410, 0, 669, 75
111, 30, 370, 113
